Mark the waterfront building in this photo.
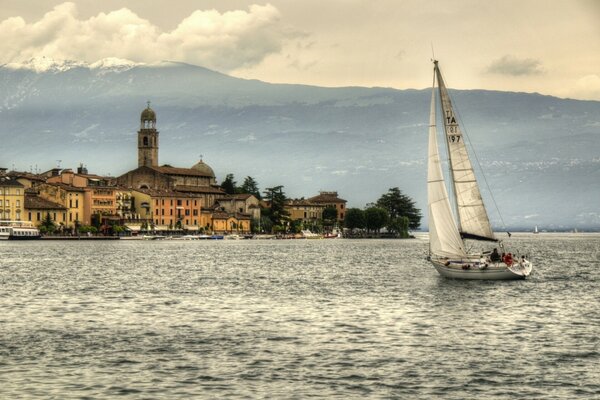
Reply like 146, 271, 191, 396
24, 193, 67, 228
216, 194, 261, 221
0, 168, 25, 221
130, 188, 204, 231
307, 191, 347, 222
37, 182, 86, 229
211, 211, 251, 234
46, 165, 118, 226
285, 199, 326, 226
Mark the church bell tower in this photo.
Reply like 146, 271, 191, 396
138, 102, 159, 168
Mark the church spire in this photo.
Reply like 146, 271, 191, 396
138, 102, 159, 167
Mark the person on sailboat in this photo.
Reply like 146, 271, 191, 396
490, 248, 501, 262
503, 253, 514, 266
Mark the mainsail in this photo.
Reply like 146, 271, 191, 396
434, 62, 496, 242
427, 80, 467, 258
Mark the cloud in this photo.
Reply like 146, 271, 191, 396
487, 55, 544, 76
0, 2, 287, 71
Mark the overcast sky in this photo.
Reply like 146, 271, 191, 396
1, 0, 598, 100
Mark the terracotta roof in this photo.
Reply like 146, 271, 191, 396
25, 195, 67, 210
286, 199, 324, 207
133, 188, 204, 198
0, 176, 24, 187
308, 192, 347, 203
153, 166, 214, 178
174, 185, 225, 194
8, 171, 46, 182
231, 193, 254, 200
43, 182, 86, 192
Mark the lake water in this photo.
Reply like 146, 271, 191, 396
0, 234, 598, 399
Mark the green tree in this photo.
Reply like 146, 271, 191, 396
40, 213, 56, 234
239, 176, 261, 199
322, 206, 338, 231
387, 216, 410, 238
344, 208, 366, 230
376, 187, 422, 230
263, 185, 290, 232
364, 207, 388, 234
220, 173, 237, 195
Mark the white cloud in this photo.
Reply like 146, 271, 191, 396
0, 2, 286, 71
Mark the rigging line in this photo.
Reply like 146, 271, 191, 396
438, 67, 509, 234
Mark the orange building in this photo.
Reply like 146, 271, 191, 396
131, 188, 204, 230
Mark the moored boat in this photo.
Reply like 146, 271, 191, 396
0, 220, 41, 240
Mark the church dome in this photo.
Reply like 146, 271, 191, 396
141, 106, 156, 122
191, 159, 215, 177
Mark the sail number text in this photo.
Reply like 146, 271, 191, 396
448, 134, 461, 143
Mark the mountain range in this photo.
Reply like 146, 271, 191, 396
1, 57, 599, 230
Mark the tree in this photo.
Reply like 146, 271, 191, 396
40, 213, 56, 234
239, 176, 261, 199
322, 206, 338, 231
387, 216, 410, 238
364, 207, 388, 233
344, 208, 366, 230
376, 187, 422, 229
263, 185, 290, 232
220, 173, 237, 195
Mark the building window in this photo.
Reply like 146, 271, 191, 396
170, 200, 173, 206
69, 199, 72, 208
15, 211, 20, 220
75, 200, 79, 208
170, 209, 173, 216
28, 212, 31, 221
37, 212, 41, 221
16, 200, 20, 207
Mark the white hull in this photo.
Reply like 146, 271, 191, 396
431, 260, 532, 280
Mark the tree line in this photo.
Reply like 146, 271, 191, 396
221, 174, 421, 237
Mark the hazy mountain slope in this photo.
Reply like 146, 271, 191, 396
1, 59, 599, 230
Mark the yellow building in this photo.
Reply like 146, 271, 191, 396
0, 170, 25, 221
211, 211, 251, 234
285, 199, 326, 223
37, 182, 86, 229
47, 167, 118, 226
307, 191, 348, 222
25, 194, 67, 228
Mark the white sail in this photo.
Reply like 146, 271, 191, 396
434, 63, 496, 241
427, 81, 467, 258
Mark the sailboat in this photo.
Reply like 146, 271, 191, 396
427, 60, 532, 280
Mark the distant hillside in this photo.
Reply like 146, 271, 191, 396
1, 58, 599, 230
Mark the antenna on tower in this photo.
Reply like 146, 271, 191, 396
430, 43, 436, 62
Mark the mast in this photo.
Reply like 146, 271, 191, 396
433, 61, 496, 242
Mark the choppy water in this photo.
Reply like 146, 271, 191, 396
0, 234, 598, 399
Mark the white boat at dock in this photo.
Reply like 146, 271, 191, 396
0, 220, 41, 240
